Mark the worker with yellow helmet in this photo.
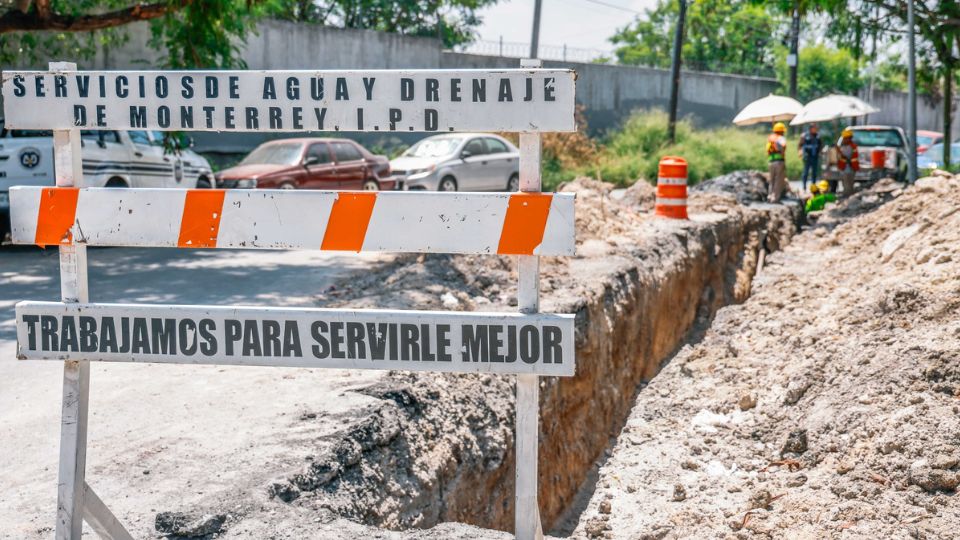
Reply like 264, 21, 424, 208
805, 180, 837, 213
766, 122, 788, 202
836, 128, 860, 197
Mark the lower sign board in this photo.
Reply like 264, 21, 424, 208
15, 301, 575, 376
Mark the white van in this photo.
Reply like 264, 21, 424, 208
1, 126, 213, 239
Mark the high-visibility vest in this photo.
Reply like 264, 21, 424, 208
767, 134, 785, 162
837, 141, 859, 171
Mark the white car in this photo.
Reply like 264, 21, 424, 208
1, 127, 213, 239
390, 133, 520, 191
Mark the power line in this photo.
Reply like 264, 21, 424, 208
576, 0, 643, 15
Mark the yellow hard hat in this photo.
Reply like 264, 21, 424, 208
810, 183, 820, 194
773, 122, 787, 133
817, 180, 829, 192
841, 128, 853, 138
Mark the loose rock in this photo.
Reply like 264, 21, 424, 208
155, 512, 226, 538
781, 429, 808, 456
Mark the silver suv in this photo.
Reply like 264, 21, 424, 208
390, 133, 520, 191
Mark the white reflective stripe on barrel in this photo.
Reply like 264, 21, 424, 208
656, 177, 687, 185
655, 197, 687, 206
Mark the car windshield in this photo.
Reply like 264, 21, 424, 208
917, 135, 938, 146
240, 143, 303, 166
403, 137, 462, 158
0, 119, 53, 138
851, 130, 903, 147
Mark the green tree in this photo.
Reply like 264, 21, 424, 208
870, 58, 907, 92
610, 0, 780, 76
774, 44, 862, 102
0, 0, 496, 67
901, 1, 960, 166
0, 0, 264, 67
264, 0, 497, 48
853, 1, 960, 166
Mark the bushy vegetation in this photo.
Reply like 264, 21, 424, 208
774, 45, 862, 103
610, 0, 778, 77
542, 110, 802, 190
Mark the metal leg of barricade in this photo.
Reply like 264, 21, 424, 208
51, 61, 133, 540
515, 56, 545, 540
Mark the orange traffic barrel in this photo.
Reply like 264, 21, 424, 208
655, 156, 688, 219
871, 149, 886, 169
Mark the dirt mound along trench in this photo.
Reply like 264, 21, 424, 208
237, 174, 799, 535
573, 176, 960, 539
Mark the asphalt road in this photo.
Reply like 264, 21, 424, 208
0, 246, 390, 538
0, 246, 387, 341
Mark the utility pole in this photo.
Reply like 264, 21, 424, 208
907, 0, 918, 183
529, 0, 543, 59
788, 0, 800, 99
436, 8, 442, 43
865, 3, 878, 124
667, 0, 687, 143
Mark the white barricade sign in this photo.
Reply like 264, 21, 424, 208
1, 69, 576, 133
4, 60, 574, 540
9, 187, 575, 255
16, 302, 575, 376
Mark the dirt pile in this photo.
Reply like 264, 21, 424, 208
573, 175, 960, 539
692, 170, 770, 205
274, 374, 517, 530
248, 175, 799, 536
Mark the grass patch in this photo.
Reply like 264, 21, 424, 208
542, 109, 803, 190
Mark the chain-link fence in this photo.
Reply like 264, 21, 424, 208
455, 39, 777, 78
455, 39, 616, 64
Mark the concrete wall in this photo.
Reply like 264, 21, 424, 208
86, 20, 441, 71
863, 90, 959, 139
83, 20, 777, 133
443, 52, 777, 133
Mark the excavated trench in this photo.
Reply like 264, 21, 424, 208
264, 173, 802, 536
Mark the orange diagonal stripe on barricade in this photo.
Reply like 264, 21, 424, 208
320, 192, 378, 252
35, 187, 79, 246
177, 190, 226, 248
497, 193, 553, 255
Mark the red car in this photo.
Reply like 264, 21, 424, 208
916, 130, 943, 154
216, 138, 395, 190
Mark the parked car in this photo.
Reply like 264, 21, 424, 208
1, 125, 213, 240
216, 138, 394, 190
390, 134, 520, 191
916, 130, 944, 154
917, 142, 960, 170
837, 126, 908, 183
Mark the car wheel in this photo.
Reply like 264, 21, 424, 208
507, 174, 520, 192
196, 177, 212, 189
439, 176, 458, 192
105, 177, 128, 188
279, 181, 296, 190
362, 179, 380, 191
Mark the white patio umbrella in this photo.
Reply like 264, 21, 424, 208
732, 94, 804, 126
790, 94, 879, 125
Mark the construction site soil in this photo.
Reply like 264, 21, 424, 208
19, 170, 957, 540
173, 171, 805, 539
573, 173, 960, 540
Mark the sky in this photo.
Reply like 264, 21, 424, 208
474, 0, 659, 55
